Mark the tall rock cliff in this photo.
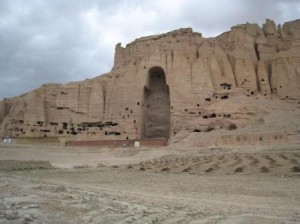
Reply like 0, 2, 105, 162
0, 19, 300, 142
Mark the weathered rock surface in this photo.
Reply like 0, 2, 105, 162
0, 19, 300, 143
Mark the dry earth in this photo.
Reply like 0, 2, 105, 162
0, 143, 300, 224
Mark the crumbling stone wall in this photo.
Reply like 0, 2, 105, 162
217, 133, 288, 146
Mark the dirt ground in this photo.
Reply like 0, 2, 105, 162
0, 143, 300, 224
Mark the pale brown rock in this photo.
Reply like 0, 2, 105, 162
0, 19, 299, 144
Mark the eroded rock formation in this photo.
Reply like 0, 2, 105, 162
0, 19, 300, 143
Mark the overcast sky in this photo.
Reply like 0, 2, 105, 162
0, 0, 299, 99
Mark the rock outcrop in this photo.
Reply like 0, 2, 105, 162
0, 19, 300, 143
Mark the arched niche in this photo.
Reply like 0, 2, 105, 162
143, 66, 170, 138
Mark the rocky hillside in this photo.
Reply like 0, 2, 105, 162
0, 19, 299, 145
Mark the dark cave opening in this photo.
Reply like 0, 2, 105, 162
143, 66, 170, 138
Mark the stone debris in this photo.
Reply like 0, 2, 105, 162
0, 155, 299, 224
4, 210, 18, 220
0, 160, 52, 171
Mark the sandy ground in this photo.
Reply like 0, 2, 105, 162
0, 143, 300, 224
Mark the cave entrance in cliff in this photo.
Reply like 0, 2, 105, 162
143, 66, 170, 139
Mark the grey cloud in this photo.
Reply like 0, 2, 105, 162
0, 0, 299, 99
0, 0, 112, 98
175, 0, 300, 36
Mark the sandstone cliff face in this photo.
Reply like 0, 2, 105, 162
0, 19, 299, 142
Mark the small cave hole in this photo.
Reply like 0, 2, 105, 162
71, 131, 77, 135
62, 122, 68, 130
228, 124, 237, 130
221, 95, 228, 100
37, 121, 44, 125
193, 129, 201, 132
210, 113, 216, 118
205, 127, 214, 132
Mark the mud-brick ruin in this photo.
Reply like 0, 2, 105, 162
0, 19, 300, 146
